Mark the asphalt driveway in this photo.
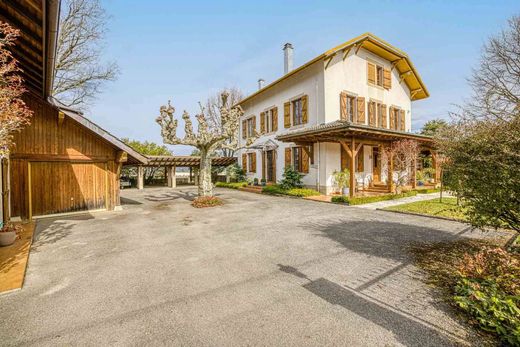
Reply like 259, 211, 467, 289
0, 186, 506, 346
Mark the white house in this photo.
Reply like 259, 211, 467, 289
237, 33, 436, 196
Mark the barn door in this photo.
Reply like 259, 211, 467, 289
29, 162, 107, 217
1, 158, 9, 224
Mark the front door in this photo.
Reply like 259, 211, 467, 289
372, 147, 381, 183
266, 150, 276, 183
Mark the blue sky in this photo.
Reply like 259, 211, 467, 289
89, 0, 519, 155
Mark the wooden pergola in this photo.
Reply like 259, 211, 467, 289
127, 155, 237, 189
277, 120, 437, 197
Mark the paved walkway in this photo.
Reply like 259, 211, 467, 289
356, 192, 445, 210
0, 187, 503, 346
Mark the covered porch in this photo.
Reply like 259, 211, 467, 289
277, 121, 438, 197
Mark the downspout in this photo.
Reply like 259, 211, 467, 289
44, 0, 61, 98
315, 76, 320, 191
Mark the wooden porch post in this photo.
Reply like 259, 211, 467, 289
189, 167, 193, 184
349, 137, 356, 198
137, 165, 144, 190
388, 148, 394, 193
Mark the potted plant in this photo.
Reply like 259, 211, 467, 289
260, 178, 267, 186
333, 169, 350, 196
0, 223, 22, 247
253, 178, 259, 186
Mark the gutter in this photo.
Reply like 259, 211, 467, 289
43, 0, 60, 98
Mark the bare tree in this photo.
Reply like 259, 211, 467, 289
203, 87, 243, 157
384, 139, 419, 193
52, 0, 118, 109
156, 93, 257, 197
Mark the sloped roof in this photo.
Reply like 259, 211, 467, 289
145, 156, 236, 167
238, 32, 429, 105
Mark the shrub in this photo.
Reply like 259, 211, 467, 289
262, 184, 320, 197
215, 181, 247, 189
331, 191, 418, 205
191, 196, 223, 208
415, 188, 440, 194
227, 163, 246, 182
279, 166, 303, 190
452, 247, 520, 345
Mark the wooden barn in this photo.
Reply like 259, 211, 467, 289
1, 0, 147, 221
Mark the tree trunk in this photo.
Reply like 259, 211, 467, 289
198, 150, 213, 197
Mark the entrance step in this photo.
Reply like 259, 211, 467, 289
239, 186, 263, 194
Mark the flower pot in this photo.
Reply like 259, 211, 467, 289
342, 187, 350, 196
0, 231, 17, 247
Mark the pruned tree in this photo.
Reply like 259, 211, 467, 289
384, 139, 419, 193
156, 93, 256, 197
52, 0, 118, 109
0, 22, 33, 157
202, 87, 243, 157
437, 15, 520, 233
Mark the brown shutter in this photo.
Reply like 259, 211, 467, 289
381, 104, 387, 128
252, 115, 256, 133
399, 110, 406, 131
251, 152, 257, 173
367, 62, 376, 84
284, 147, 291, 168
340, 145, 350, 170
356, 146, 364, 172
383, 68, 391, 89
242, 120, 247, 139
301, 147, 309, 173
357, 97, 365, 124
368, 101, 375, 126
242, 153, 247, 171
284, 102, 291, 128
340, 92, 347, 120
272, 107, 278, 131
389, 107, 395, 130
301, 95, 308, 123
260, 112, 265, 133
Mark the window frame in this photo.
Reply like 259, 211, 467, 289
292, 98, 303, 126
264, 107, 276, 133
346, 94, 357, 122
247, 152, 255, 172
246, 117, 255, 138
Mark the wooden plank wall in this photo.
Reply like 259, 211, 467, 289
10, 94, 120, 219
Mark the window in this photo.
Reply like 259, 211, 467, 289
247, 152, 256, 173
368, 62, 385, 88
346, 95, 356, 122
246, 117, 255, 138
265, 108, 276, 133
285, 146, 310, 173
292, 98, 303, 125
292, 147, 301, 173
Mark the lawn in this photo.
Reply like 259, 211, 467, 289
384, 197, 467, 221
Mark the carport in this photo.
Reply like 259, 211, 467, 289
128, 156, 237, 189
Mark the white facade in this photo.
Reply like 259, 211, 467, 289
237, 36, 425, 194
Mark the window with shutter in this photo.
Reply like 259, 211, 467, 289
399, 110, 406, 131
248, 152, 256, 173
242, 153, 247, 171
284, 102, 291, 128
284, 147, 291, 168
367, 62, 376, 85
340, 92, 347, 120
242, 120, 247, 139
301, 95, 308, 124
383, 68, 391, 89
260, 112, 265, 133
272, 107, 278, 131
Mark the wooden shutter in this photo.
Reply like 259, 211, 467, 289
272, 107, 278, 132
284, 102, 291, 128
340, 145, 350, 170
260, 112, 265, 133
301, 95, 308, 124
367, 62, 376, 84
262, 151, 266, 179
368, 101, 376, 126
284, 147, 291, 168
356, 146, 364, 172
251, 152, 257, 173
242, 153, 247, 171
383, 68, 391, 89
340, 92, 347, 120
357, 97, 365, 124
242, 120, 247, 139
252, 115, 256, 133
301, 147, 309, 173
381, 104, 387, 128
399, 110, 406, 131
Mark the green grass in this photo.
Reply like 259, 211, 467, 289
262, 184, 321, 197
215, 181, 248, 189
331, 190, 418, 205
384, 197, 467, 220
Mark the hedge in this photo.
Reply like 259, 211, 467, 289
415, 188, 441, 194
262, 184, 321, 197
215, 182, 248, 189
331, 190, 418, 205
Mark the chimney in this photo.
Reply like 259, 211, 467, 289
258, 78, 265, 90
283, 43, 293, 74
